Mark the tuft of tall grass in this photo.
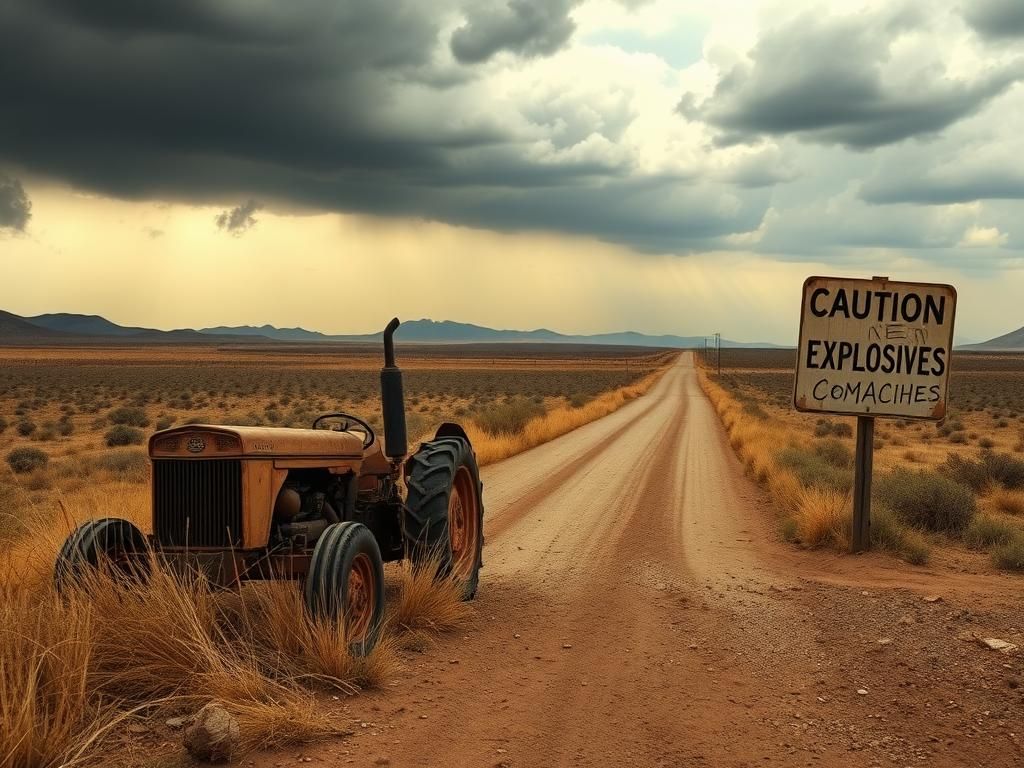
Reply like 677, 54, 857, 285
792, 486, 851, 549
992, 537, 1024, 571
990, 487, 1024, 516
387, 559, 472, 634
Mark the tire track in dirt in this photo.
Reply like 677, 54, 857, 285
483, 391, 667, 540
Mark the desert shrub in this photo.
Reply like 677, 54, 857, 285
107, 406, 150, 428
992, 537, 1024, 571
942, 451, 1024, 491
982, 452, 1024, 489
875, 468, 976, 534
36, 421, 59, 441
814, 438, 853, 468
16, 419, 36, 437
778, 446, 852, 492
6, 447, 48, 474
94, 449, 150, 482
870, 506, 904, 551
569, 393, 591, 409
964, 514, 1019, 549
105, 425, 145, 447
869, 507, 931, 565
155, 415, 175, 430
57, 416, 74, 436
472, 396, 546, 436
949, 431, 967, 444
0, 416, 6, 434
831, 422, 853, 438
942, 453, 989, 491
813, 419, 853, 438
979, 437, 995, 449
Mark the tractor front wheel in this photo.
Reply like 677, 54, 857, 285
404, 437, 484, 600
304, 521, 386, 655
54, 518, 150, 592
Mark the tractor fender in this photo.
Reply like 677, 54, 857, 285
433, 422, 473, 447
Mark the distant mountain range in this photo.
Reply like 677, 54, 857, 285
960, 325, 1024, 351
200, 319, 780, 348
0, 311, 781, 348
6, 310, 1023, 351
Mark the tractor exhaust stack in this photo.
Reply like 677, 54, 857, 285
380, 317, 408, 460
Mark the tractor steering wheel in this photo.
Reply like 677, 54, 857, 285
312, 412, 375, 450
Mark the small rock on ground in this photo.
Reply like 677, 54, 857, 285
183, 703, 239, 763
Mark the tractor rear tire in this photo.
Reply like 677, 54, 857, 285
404, 437, 484, 600
54, 518, 150, 592
304, 521, 385, 656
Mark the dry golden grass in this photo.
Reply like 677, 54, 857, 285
990, 487, 1024, 516
468, 366, 669, 465
387, 559, 473, 633
700, 364, 1024, 568
0, 527, 472, 767
0, 562, 355, 768
794, 486, 851, 550
0, 587, 100, 768
700, 368, 861, 554
0, 483, 149, 590
238, 583, 398, 691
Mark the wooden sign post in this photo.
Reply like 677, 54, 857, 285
793, 276, 957, 552
852, 415, 874, 552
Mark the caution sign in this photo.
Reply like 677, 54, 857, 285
794, 276, 957, 420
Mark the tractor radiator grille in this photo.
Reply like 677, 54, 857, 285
152, 459, 243, 548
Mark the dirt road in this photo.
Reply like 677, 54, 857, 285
288, 353, 1023, 767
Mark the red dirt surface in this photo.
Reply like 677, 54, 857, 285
254, 352, 1024, 767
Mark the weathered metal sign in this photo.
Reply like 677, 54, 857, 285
794, 276, 957, 420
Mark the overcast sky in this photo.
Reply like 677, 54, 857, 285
1, 0, 1023, 343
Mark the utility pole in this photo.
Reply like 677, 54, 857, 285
715, 332, 721, 375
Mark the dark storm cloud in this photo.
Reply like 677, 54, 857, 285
215, 200, 261, 235
0, 175, 32, 232
0, 0, 769, 252
682, 8, 1024, 149
965, 0, 1024, 39
862, 168, 1024, 205
450, 0, 577, 63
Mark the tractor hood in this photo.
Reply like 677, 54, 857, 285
149, 425, 364, 460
